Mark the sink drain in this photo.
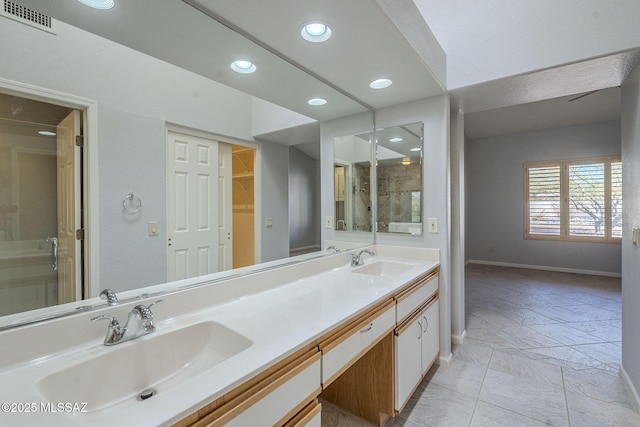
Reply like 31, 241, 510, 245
137, 389, 156, 401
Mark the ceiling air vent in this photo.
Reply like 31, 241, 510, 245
1, 0, 56, 34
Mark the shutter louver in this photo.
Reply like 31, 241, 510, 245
611, 161, 622, 238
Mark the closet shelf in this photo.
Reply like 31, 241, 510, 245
233, 172, 254, 181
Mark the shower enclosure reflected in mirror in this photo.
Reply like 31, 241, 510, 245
376, 122, 424, 235
334, 131, 373, 232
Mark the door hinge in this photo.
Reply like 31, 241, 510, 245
75, 135, 84, 147
76, 229, 85, 240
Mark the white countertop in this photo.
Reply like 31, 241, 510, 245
0, 245, 439, 426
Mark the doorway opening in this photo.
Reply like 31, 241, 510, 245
0, 92, 85, 316
166, 130, 257, 280
232, 144, 255, 269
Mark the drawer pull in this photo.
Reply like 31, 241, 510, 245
359, 323, 373, 333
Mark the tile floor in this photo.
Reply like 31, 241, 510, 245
322, 264, 640, 426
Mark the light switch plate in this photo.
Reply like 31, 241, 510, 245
148, 221, 159, 236
265, 218, 273, 229
428, 218, 438, 234
325, 215, 333, 229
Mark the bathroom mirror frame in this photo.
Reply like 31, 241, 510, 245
0, 1, 375, 330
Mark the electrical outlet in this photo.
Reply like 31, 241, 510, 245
325, 215, 333, 229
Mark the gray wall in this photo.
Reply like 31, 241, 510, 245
466, 120, 622, 274
289, 147, 320, 251
621, 60, 640, 406
260, 142, 290, 262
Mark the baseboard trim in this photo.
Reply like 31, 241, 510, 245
466, 259, 621, 278
438, 352, 453, 368
452, 330, 466, 345
620, 365, 640, 412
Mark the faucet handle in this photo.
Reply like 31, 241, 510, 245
133, 300, 164, 319
91, 314, 120, 327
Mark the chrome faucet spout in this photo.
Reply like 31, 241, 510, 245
100, 289, 119, 306
350, 249, 375, 267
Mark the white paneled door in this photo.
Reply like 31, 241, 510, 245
56, 111, 82, 304
218, 142, 233, 271
167, 131, 232, 281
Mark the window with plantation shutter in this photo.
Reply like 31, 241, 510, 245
524, 157, 621, 243
526, 164, 561, 236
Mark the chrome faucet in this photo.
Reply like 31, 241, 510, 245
100, 289, 119, 306
326, 246, 341, 253
91, 300, 163, 346
350, 249, 375, 267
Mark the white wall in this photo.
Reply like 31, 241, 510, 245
374, 96, 453, 364
621, 60, 640, 407
466, 120, 622, 275
289, 147, 320, 252
415, 0, 640, 89
450, 109, 465, 343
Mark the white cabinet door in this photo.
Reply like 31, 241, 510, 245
421, 299, 440, 376
394, 315, 422, 412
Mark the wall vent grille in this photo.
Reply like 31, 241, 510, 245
1, 0, 56, 34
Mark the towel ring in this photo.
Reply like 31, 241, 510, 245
122, 192, 142, 214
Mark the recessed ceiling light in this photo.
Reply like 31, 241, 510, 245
389, 137, 403, 143
38, 130, 56, 136
410, 147, 421, 152
77, 0, 115, 9
308, 98, 327, 106
370, 78, 393, 89
301, 22, 332, 43
230, 60, 256, 74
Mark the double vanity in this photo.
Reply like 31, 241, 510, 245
0, 245, 439, 426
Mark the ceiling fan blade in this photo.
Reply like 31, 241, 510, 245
567, 90, 601, 102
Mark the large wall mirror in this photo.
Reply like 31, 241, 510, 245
376, 122, 424, 235
0, 0, 374, 328
334, 131, 373, 233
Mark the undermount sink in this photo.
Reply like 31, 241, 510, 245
352, 261, 413, 276
37, 321, 252, 412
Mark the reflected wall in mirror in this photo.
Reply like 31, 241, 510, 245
376, 122, 424, 235
0, 0, 373, 328
334, 131, 373, 232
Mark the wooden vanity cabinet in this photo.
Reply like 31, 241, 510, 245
394, 295, 439, 411
174, 346, 321, 427
175, 267, 440, 426
393, 269, 439, 413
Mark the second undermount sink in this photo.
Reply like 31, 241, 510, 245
37, 321, 252, 413
352, 261, 413, 276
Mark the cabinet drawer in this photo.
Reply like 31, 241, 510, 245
283, 400, 321, 427
321, 304, 395, 386
396, 275, 438, 323
227, 354, 321, 426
